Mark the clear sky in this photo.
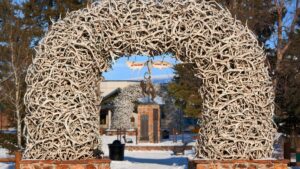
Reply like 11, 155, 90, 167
265, 1, 297, 49
102, 54, 179, 81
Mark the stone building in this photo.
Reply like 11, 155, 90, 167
99, 80, 197, 133
99, 80, 140, 129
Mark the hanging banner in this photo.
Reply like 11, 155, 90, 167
126, 61, 145, 70
152, 61, 173, 69
127, 61, 172, 70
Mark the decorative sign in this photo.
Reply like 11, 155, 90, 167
126, 61, 145, 70
126, 61, 172, 70
152, 61, 172, 69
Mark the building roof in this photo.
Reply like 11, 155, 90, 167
100, 80, 140, 97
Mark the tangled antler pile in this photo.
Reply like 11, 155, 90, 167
111, 85, 143, 129
111, 84, 161, 129
24, 0, 275, 160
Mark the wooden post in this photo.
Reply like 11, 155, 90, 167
124, 129, 126, 143
135, 128, 138, 145
173, 128, 177, 143
117, 128, 120, 141
15, 150, 21, 169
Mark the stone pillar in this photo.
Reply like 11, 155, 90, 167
137, 104, 160, 143
108, 110, 112, 129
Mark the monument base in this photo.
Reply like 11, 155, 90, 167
188, 159, 289, 169
20, 158, 111, 169
137, 104, 161, 143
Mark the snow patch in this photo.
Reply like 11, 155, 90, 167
0, 148, 14, 169
111, 151, 188, 169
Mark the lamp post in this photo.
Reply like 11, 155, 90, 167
0, 111, 2, 133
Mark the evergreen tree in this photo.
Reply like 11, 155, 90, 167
168, 64, 202, 118
274, 30, 300, 134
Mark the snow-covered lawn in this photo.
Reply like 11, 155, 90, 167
1, 134, 194, 169
1, 147, 193, 169
101, 135, 195, 169
2, 133, 293, 169
101, 134, 196, 150
111, 151, 190, 169
0, 148, 14, 169
1, 146, 299, 169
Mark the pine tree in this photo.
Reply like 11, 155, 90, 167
274, 30, 300, 134
167, 64, 202, 118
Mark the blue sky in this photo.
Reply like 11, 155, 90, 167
102, 54, 179, 81
265, 1, 298, 48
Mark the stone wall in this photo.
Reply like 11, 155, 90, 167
188, 160, 289, 169
20, 159, 111, 169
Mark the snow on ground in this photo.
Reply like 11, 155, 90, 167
102, 134, 196, 169
0, 148, 14, 169
0, 148, 12, 158
3, 133, 297, 169
0, 129, 16, 169
1, 147, 191, 169
101, 134, 196, 151
1, 128, 16, 134
111, 150, 194, 169
1, 133, 194, 169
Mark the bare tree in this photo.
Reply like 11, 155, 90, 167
0, 1, 32, 148
272, 0, 300, 115
274, 0, 300, 73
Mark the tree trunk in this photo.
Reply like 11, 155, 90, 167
16, 106, 22, 148
13, 54, 22, 149
10, 35, 22, 148
15, 75, 22, 148
273, 0, 299, 111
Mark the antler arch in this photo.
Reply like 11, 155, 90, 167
24, 0, 275, 160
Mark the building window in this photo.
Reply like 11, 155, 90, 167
100, 110, 108, 125
130, 116, 135, 123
